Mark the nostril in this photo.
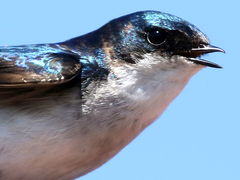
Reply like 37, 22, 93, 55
198, 43, 206, 48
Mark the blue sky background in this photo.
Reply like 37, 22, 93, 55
0, 0, 239, 179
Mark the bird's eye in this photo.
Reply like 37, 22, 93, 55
146, 29, 167, 46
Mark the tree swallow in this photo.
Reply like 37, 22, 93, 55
0, 11, 224, 179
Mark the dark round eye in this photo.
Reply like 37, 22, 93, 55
147, 29, 167, 46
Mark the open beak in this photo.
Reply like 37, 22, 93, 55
176, 44, 225, 68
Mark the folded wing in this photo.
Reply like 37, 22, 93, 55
0, 44, 81, 87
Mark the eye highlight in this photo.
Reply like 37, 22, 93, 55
146, 29, 167, 46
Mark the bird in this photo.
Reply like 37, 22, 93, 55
0, 10, 224, 180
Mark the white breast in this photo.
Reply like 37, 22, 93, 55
85, 54, 203, 130
0, 54, 203, 179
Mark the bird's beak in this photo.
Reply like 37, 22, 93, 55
176, 44, 225, 68
190, 45, 225, 57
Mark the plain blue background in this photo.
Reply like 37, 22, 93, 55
0, 0, 238, 180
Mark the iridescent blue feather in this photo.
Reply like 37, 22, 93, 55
0, 44, 81, 86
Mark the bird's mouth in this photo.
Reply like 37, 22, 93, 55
175, 44, 225, 68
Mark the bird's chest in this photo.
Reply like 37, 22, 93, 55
0, 64, 200, 179
83, 70, 193, 153
84, 64, 202, 156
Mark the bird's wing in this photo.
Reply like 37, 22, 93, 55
0, 44, 81, 87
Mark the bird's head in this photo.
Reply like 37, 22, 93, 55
98, 10, 224, 69
67, 10, 225, 99
71, 11, 225, 125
